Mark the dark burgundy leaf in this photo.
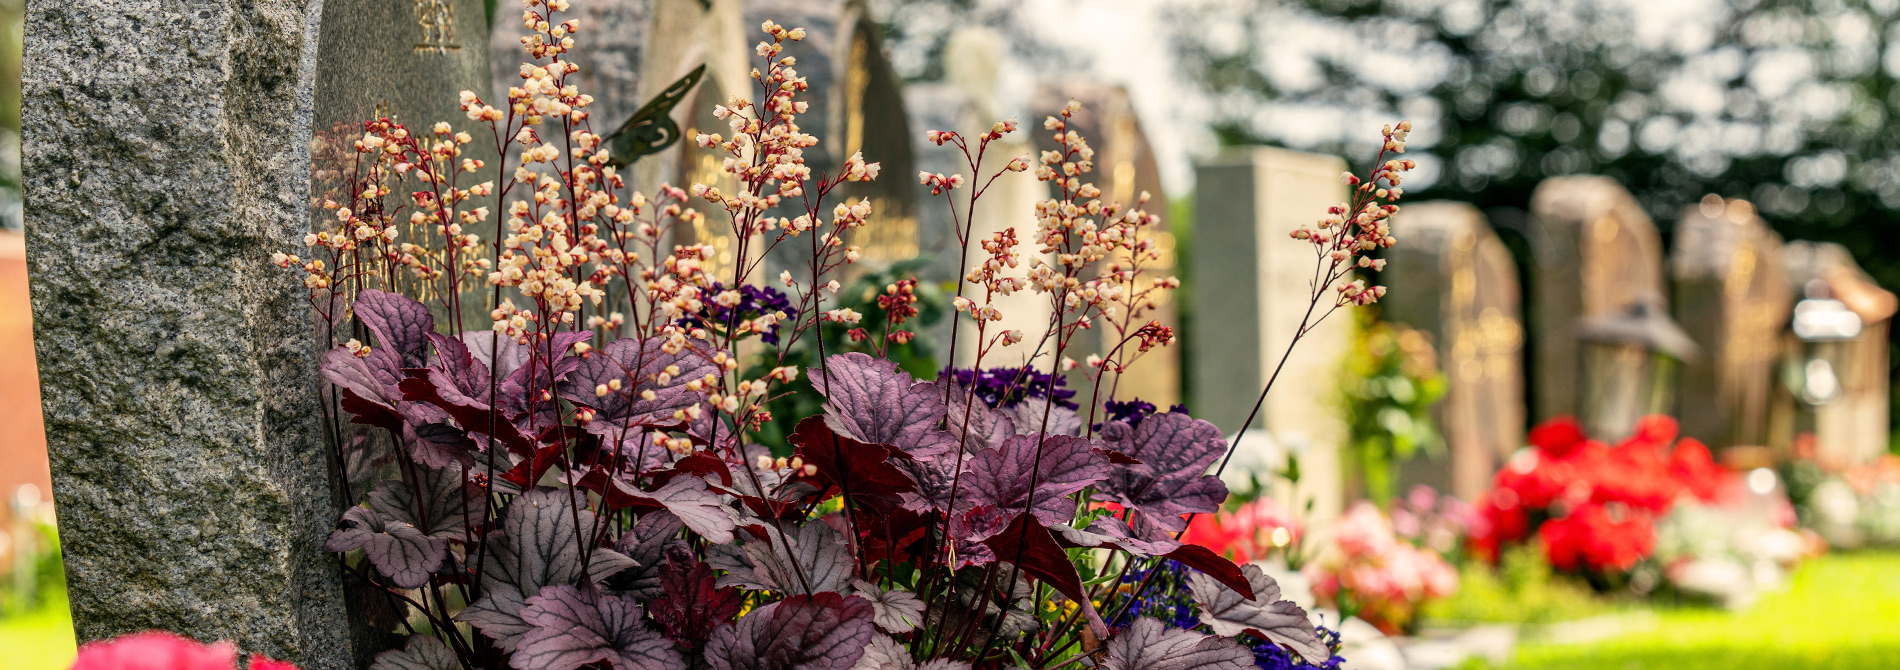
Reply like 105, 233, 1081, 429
1164, 544, 1255, 601
789, 417, 918, 513
812, 353, 949, 454
1095, 413, 1229, 532
327, 506, 445, 589
979, 513, 1107, 638
1188, 564, 1325, 662
648, 545, 743, 649
1104, 618, 1253, 670
401, 371, 538, 458
368, 635, 459, 670
703, 592, 876, 670
962, 434, 1109, 527
516, 584, 683, 670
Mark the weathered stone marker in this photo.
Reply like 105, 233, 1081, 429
1383, 201, 1524, 501
1671, 197, 1792, 450
1525, 176, 1669, 424
24, 0, 354, 666
1192, 147, 1352, 521
908, 27, 1055, 369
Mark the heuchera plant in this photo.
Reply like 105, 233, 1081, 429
277, 2, 1414, 668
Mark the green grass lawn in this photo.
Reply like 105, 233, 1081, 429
1493, 552, 1900, 670
0, 594, 77, 670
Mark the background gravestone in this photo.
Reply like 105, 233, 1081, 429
1033, 82, 1182, 407
746, 0, 918, 273
1526, 176, 1669, 424
1193, 147, 1353, 522
490, 0, 652, 136
908, 28, 1054, 370
1383, 201, 1524, 501
24, 0, 355, 666
1776, 241, 1897, 465
1671, 197, 1792, 450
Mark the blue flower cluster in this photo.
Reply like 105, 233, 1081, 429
1111, 560, 1347, 670
675, 283, 797, 345
940, 365, 1078, 410
1245, 624, 1345, 670
1112, 559, 1199, 630
1097, 399, 1190, 430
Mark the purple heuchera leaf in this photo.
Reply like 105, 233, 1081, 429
559, 336, 716, 434
940, 382, 1012, 452
812, 353, 951, 458
368, 635, 459, 670
714, 521, 856, 595
405, 422, 477, 469
515, 584, 684, 670
459, 489, 636, 652
1003, 398, 1082, 438
364, 464, 479, 541
326, 506, 444, 589
961, 434, 1109, 528
647, 545, 743, 650
354, 289, 436, 371
462, 329, 530, 379
1094, 412, 1229, 533
788, 417, 918, 513
703, 592, 876, 670
850, 580, 924, 633
894, 453, 966, 514
606, 475, 735, 544
606, 511, 685, 599
498, 331, 595, 432
1188, 563, 1326, 662
1103, 618, 1254, 670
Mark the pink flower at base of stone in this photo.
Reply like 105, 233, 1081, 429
71, 631, 299, 670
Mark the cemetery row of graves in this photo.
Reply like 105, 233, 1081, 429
10, 0, 1900, 668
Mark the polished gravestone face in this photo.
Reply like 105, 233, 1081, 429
1671, 198, 1792, 450
1383, 201, 1524, 500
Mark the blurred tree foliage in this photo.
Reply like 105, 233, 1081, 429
1162, 0, 1900, 435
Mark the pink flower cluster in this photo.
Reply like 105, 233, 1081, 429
1307, 502, 1458, 635
1182, 497, 1305, 564
72, 631, 296, 670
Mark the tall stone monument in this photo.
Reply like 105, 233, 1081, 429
1670, 196, 1792, 450
1525, 176, 1669, 423
1382, 201, 1524, 501
1033, 82, 1182, 407
1193, 147, 1354, 521
25, 0, 355, 665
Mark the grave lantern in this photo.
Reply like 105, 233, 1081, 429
1788, 280, 1863, 407
1577, 296, 1700, 441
